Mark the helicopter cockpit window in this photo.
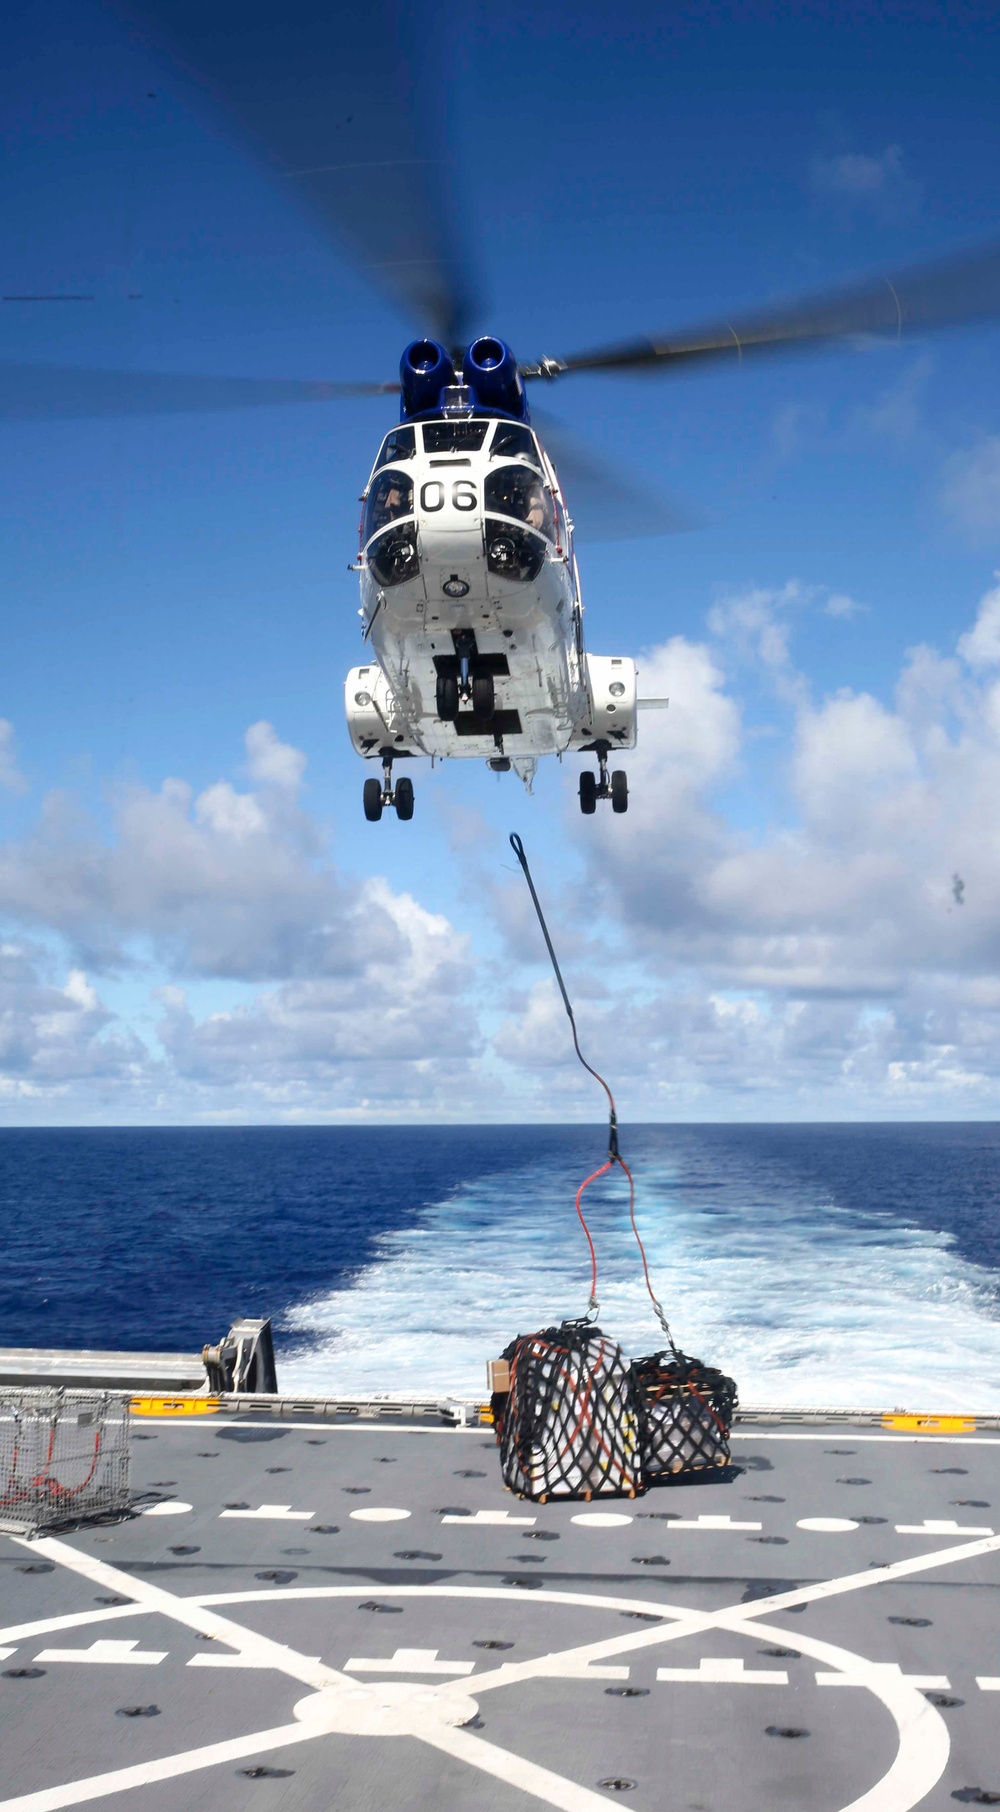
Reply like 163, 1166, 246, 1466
484, 464, 555, 540
363, 469, 414, 545
374, 425, 415, 468
490, 422, 541, 468
421, 420, 489, 454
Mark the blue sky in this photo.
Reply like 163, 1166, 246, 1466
3, 0, 1000, 1122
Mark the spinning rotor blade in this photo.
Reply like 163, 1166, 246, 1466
532, 408, 694, 542
521, 238, 1000, 381
0, 366, 397, 422
120, 0, 481, 345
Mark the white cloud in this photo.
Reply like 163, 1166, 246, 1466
194, 781, 267, 840
855, 357, 932, 447
513, 571, 1000, 1111
0, 943, 146, 1099
152, 881, 481, 1116
823, 592, 866, 620
0, 721, 27, 794
956, 575, 1000, 667
0, 726, 485, 1119
810, 143, 920, 219
942, 440, 1000, 540
13, 577, 1000, 1119
0, 721, 378, 980
793, 689, 918, 834
707, 582, 803, 689
245, 720, 308, 792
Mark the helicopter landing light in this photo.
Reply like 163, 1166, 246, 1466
442, 576, 470, 598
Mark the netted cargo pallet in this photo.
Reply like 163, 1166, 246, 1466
0, 1390, 131, 1535
495, 1321, 641, 1502
632, 1350, 738, 1480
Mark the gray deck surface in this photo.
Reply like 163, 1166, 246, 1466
1, 1412, 999, 1812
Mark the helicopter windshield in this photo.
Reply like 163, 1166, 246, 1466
484, 464, 555, 540
374, 426, 415, 467
363, 469, 414, 544
421, 420, 489, 454
491, 422, 541, 468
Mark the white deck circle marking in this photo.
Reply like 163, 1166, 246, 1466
7, 1528, 1000, 1812
293, 1681, 478, 1737
140, 1502, 192, 1517
13, 1578, 946, 1812
349, 1507, 411, 1523
798, 1517, 860, 1533
570, 1512, 632, 1528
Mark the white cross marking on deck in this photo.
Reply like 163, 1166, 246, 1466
657, 1514, 762, 1531
895, 1519, 994, 1536
188, 1650, 321, 1669
441, 1510, 536, 1525
218, 1503, 313, 1521
345, 1648, 475, 1676
816, 1666, 951, 1689
6, 1526, 1000, 1812
0, 1648, 15, 1660
33, 1639, 167, 1666
532, 1660, 630, 1681
656, 1656, 789, 1684
975, 1677, 1000, 1690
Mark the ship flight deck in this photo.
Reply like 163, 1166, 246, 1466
1, 1400, 999, 1812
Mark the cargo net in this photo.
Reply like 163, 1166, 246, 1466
0, 1390, 131, 1535
495, 1321, 641, 1502
631, 1351, 738, 1481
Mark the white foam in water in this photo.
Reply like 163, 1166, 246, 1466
280, 1149, 1000, 1410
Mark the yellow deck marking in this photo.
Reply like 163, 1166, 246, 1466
882, 1415, 976, 1434
129, 1396, 219, 1418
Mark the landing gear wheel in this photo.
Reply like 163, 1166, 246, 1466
579, 771, 597, 815
394, 776, 414, 821
363, 778, 383, 822
611, 769, 628, 814
472, 671, 495, 721
436, 673, 459, 721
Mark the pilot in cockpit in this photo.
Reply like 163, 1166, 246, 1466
368, 471, 411, 538
525, 484, 548, 532
489, 465, 552, 537
380, 481, 405, 526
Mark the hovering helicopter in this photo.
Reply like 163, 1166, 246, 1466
8, 1, 1000, 827
346, 335, 654, 822
347, 216, 1000, 822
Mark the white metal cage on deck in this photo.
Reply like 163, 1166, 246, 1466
0, 1388, 130, 1535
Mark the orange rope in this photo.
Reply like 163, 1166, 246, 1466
574, 1161, 611, 1310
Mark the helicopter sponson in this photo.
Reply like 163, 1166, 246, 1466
345, 336, 637, 822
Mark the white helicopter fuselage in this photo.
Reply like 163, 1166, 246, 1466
344, 412, 636, 793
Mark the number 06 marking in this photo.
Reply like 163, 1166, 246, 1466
419, 480, 478, 512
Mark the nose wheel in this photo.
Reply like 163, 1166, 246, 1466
579, 746, 628, 814
436, 667, 495, 722
363, 754, 414, 822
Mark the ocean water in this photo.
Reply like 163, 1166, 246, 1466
1, 1124, 998, 1410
